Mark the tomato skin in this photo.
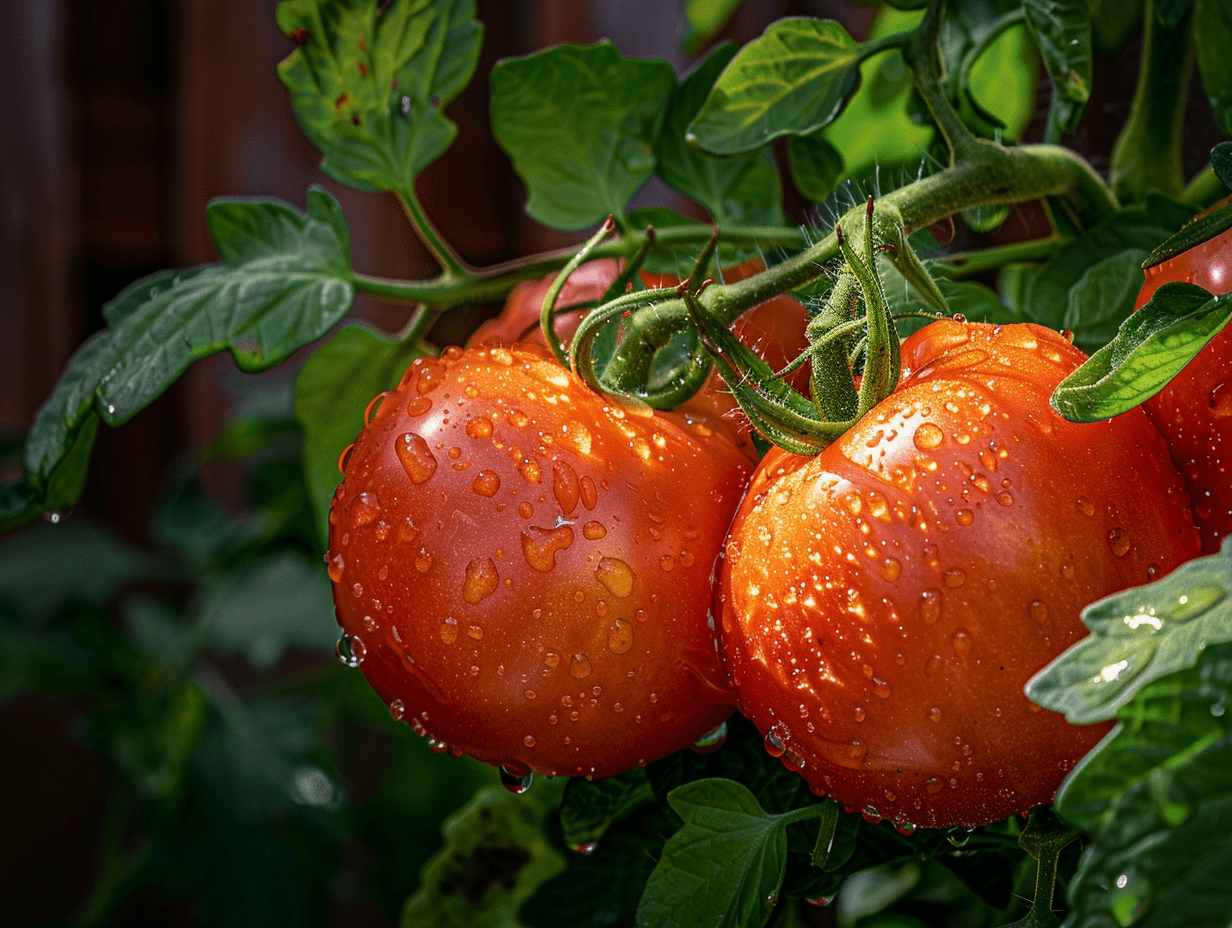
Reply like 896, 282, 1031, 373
468, 259, 623, 349
327, 344, 751, 778
718, 320, 1200, 828
1136, 225, 1232, 553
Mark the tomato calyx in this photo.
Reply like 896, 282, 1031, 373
687, 196, 930, 455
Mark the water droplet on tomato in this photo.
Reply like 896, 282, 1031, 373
569, 653, 592, 679
579, 475, 598, 510
389, 699, 405, 721
440, 617, 459, 644
995, 490, 1013, 506
763, 725, 787, 757
522, 524, 575, 571
1210, 381, 1232, 418
929, 707, 941, 722
523, 734, 536, 748
925, 777, 943, 794
595, 557, 635, 597
1108, 527, 1131, 557
397, 432, 438, 484
952, 629, 972, 655
517, 458, 542, 483
327, 553, 345, 582
466, 416, 493, 439
881, 558, 902, 581
561, 420, 593, 455
428, 738, 448, 753
415, 549, 432, 572
518, 501, 534, 519
854, 707, 866, 722
551, 459, 580, 514
582, 520, 606, 540
913, 422, 944, 450
659, 554, 675, 572
1076, 497, 1095, 516
919, 589, 942, 624
472, 470, 501, 497
943, 567, 967, 588
500, 764, 533, 794
336, 634, 365, 667
607, 619, 633, 654
1030, 600, 1049, 624
956, 508, 974, 526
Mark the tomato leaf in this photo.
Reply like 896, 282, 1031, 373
559, 768, 654, 849
294, 325, 425, 546
1194, 0, 1232, 137
1023, 0, 1094, 135
1026, 541, 1232, 724
490, 42, 675, 231
402, 783, 567, 928
275, 0, 482, 197
1056, 644, 1232, 928
22, 188, 355, 512
199, 551, 338, 670
688, 18, 862, 157
683, 0, 743, 57
637, 779, 789, 928
1049, 283, 1232, 422
656, 44, 787, 227
1060, 247, 1149, 353
787, 133, 845, 203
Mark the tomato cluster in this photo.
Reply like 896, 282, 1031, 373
327, 262, 1211, 828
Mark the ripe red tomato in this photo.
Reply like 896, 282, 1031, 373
469, 258, 811, 458
1135, 221, 1232, 553
717, 320, 1201, 829
326, 343, 751, 779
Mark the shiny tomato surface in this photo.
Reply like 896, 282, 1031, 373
327, 344, 752, 778
1136, 222, 1232, 552
718, 320, 1200, 828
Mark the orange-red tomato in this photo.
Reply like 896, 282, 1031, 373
718, 320, 1200, 828
1136, 223, 1232, 552
327, 344, 751, 779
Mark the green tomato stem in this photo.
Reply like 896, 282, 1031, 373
398, 191, 470, 279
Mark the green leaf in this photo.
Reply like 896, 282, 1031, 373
22, 188, 355, 509
1060, 648, 1232, 928
559, 769, 654, 849
953, 13, 1041, 145
683, 0, 743, 56
1023, 0, 1094, 134
200, 551, 339, 670
402, 783, 567, 928
638, 779, 791, 928
787, 133, 845, 203
1060, 248, 1150, 353
1053, 641, 1232, 828
1019, 195, 1192, 329
1195, 0, 1232, 137
1212, 141, 1232, 189
276, 0, 482, 196
1026, 542, 1232, 724
656, 44, 787, 226
491, 42, 675, 230
294, 325, 426, 545
688, 18, 862, 157
1049, 283, 1232, 421
1087, 0, 1145, 53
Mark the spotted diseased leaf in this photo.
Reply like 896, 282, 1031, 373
688, 18, 862, 157
1026, 541, 1232, 724
23, 188, 355, 510
276, 0, 482, 195
1049, 283, 1232, 422
491, 42, 676, 231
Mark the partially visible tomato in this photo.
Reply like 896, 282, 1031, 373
470, 258, 811, 458
718, 320, 1200, 829
327, 343, 752, 779
1135, 219, 1232, 553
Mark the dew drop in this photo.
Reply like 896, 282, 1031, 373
397, 432, 438, 484
952, 629, 972, 655
659, 554, 675, 572
582, 520, 607, 540
1209, 381, 1232, 418
569, 653, 593, 679
523, 734, 536, 748
1030, 600, 1049, 624
929, 707, 941, 722
1076, 497, 1095, 516
579, 476, 598, 510
763, 725, 787, 757
551, 459, 580, 514
466, 416, 493, 439
995, 490, 1013, 506
472, 470, 501, 497
327, 553, 345, 583
500, 764, 534, 794
925, 777, 943, 793
943, 567, 967, 588
595, 557, 635, 598
881, 558, 902, 581
1108, 527, 1131, 557
607, 619, 634, 655
919, 588, 942, 624
518, 501, 534, 519
521, 524, 575, 571
336, 634, 365, 667
406, 395, 432, 417
913, 422, 944, 450
440, 617, 459, 644
561, 420, 593, 455
854, 707, 866, 722
389, 699, 406, 721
